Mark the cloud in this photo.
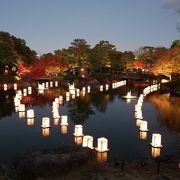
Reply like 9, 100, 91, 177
161, 0, 180, 14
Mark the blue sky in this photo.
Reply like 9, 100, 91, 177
0, 0, 179, 54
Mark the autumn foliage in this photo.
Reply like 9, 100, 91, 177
18, 56, 70, 80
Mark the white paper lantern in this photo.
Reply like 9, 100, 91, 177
60, 115, 68, 126
27, 109, 35, 118
41, 117, 50, 128
140, 120, 148, 131
95, 137, 109, 152
73, 125, 83, 137
151, 134, 163, 148
82, 135, 94, 149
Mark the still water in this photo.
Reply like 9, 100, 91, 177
0, 85, 179, 165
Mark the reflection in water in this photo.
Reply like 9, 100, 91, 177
19, 111, 26, 119
54, 118, 59, 126
60, 125, 68, 134
147, 93, 180, 132
151, 147, 161, 158
97, 152, 108, 162
42, 128, 50, 136
74, 136, 83, 145
139, 131, 147, 140
27, 118, 35, 126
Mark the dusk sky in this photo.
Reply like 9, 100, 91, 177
0, 0, 179, 54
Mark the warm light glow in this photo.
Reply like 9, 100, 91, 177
41, 117, 51, 128
73, 125, 83, 137
14, 83, 17, 90
87, 86, 90, 93
27, 109, 35, 118
82, 135, 94, 149
54, 118, 59, 125
53, 111, 60, 119
60, 115, 68, 126
95, 137, 109, 152
136, 119, 142, 127
61, 125, 68, 134
27, 118, 34, 126
42, 128, 50, 136
19, 111, 26, 118
100, 85, 103, 91
28, 87, 32, 91
105, 84, 109, 90
45, 82, 49, 88
18, 104, 25, 112
151, 134, 163, 148
139, 131, 147, 140
151, 147, 161, 158
3, 84, 7, 91
74, 136, 83, 145
50, 81, 53, 87
140, 120, 148, 131
97, 152, 108, 162
55, 81, 58, 87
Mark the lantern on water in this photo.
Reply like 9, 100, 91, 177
73, 125, 83, 137
61, 125, 68, 134
4, 84, 7, 91
42, 128, 50, 136
27, 118, 34, 126
82, 135, 94, 149
28, 87, 32, 91
95, 137, 109, 152
139, 131, 147, 140
27, 109, 35, 119
105, 84, 109, 91
53, 111, 60, 119
74, 136, 83, 145
19, 104, 25, 112
60, 115, 68, 126
14, 83, 17, 90
45, 82, 49, 88
100, 85, 103, 91
87, 86, 90, 93
55, 81, 58, 87
140, 120, 148, 131
50, 81, 53, 87
151, 134, 163, 148
19, 111, 26, 118
151, 147, 161, 158
41, 117, 50, 128
97, 152, 108, 162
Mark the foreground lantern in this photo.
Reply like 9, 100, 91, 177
82, 135, 94, 149
41, 117, 51, 128
151, 134, 163, 148
136, 119, 142, 127
73, 125, 83, 137
95, 137, 109, 152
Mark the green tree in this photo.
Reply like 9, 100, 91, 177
171, 40, 180, 49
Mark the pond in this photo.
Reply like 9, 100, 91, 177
0, 83, 179, 165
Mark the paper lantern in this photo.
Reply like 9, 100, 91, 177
151, 134, 163, 148
95, 137, 109, 152
151, 147, 161, 158
19, 104, 25, 112
41, 117, 50, 128
60, 115, 68, 126
3, 84, 7, 91
28, 87, 32, 91
105, 84, 109, 91
140, 120, 148, 131
45, 82, 49, 88
27, 109, 35, 118
100, 85, 103, 91
55, 81, 58, 87
136, 119, 142, 127
73, 125, 83, 137
82, 135, 94, 149
14, 83, 17, 90
50, 81, 53, 87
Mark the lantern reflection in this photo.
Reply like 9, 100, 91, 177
136, 119, 142, 127
42, 128, 50, 136
19, 111, 26, 118
139, 131, 147, 140
82, 135, 94, 149
100, 85, 103, 91
95, 137, 109, 152
27, 118, 34, 126
54, 118, 59, 125
74, 136, 83, 145
3, 84, 7, 91
151, 147, 161, 158
61, 125, 68, 134
97, 152, 108, 162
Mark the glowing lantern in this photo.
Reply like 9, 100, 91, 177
4, 84, 7, 91
61, 125, 68, 134
73, 125, 83, 137
100, 85, 103, 91
42, 128, 50, 136
41, 117, 51, 128
14, 83, 17, 90
60, 115, 68, 126
27, 109, 35, 118
139, 131, 147, 140
151, 147, 161, 158
105, 84, 109, 91
140, 121, 148, 131
38, 89, 44, 94
87, 86, 90, 93
55, 81, 58, 87
82, 135, 94, 149
136, 119, 142, 127
45, 82, 49, 88
74, 136, 83, 145
53, 111, 60, 119
27, 118, 34, 126
72, 94, 75, 99
97, 152, 108, 162
28, 87, 32, 91
19, 104, 25, 112
82, 87, 86, 92
50, 81, 53, 87
95, 137, 109, 152
151, 134, 163, 148
15, 106, 19, 112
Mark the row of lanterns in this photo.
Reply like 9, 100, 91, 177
134, 83, 162, 158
